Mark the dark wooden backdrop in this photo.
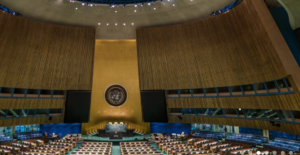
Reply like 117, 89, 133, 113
137, 0, 286, 90
0, 12, 95, 90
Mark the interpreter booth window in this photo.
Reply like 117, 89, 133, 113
264, 109, 279, 120
169, 108, 182, 115
209, 108, 223, 117
15, 124, 40, 133
195, 108, 209, 116
223, 109, 238, 117
0, 126, 12, 136
182, 108, 196, 115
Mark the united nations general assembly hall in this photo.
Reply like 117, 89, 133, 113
0, 0, 300, 155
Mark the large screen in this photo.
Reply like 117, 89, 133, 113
140, 90, 168, 122
64, 90, 91, 123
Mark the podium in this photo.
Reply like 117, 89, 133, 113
98, 129, 134, 138
109, 132, 123, 139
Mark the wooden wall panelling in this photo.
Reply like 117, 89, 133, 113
0, 12, 95, 90
169, 116, 300, 136
0, 117, 63, 127
167, 76, 300, 110
0, 98, 65, 109
136, 0, 287, 90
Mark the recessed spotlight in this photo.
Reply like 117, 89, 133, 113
115, 23, 117, 25
132, 23, 134, 25
115, 11, 117, 13
134, 10, 136, 12
75, 8, 78, 10
98, 23, 100, 25
123, 23, 126, 26
107, 23, 109, 25
173, 4, 175, 6
154, 8, 156, 10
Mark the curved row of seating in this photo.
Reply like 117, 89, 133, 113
264, 139, 300, 152
192, 131, 226, 140
0, 134, 13, 143
225, 138, 257, 147
15, 133, 43, 140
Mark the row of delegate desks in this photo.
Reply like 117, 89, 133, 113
167, 145, 198, 154
209, 143, 231, 152
10, 143, 30, 151
159, 141, 182, 149
0, 148, 11, 155
1, 140, 73, 155
50, 142, 74, 150
120, 141, 162, 155
44, 144, 70, 153
22, 141, 37, 148
57, 140, 77, 147
36, 146, 66, 155
155, 139, 176, 146
72, 142, 112, 155
0, 145, 21, 153
29, 149, 60, 155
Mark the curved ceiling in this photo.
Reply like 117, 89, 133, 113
76, 0, 160, 5
0, 0, 235, 39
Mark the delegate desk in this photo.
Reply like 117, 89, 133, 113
0, 148, 11, 155
11, 143, 30, 151
202, 142, 219, 149
29, 149, 60, 155
22, 141, 37, 149
156, 140, 175, 146
167, 146, 197, 154
169, 147, 200, 155
44, 144, 70, 153
37, 147, 65, 155
0, 146, 20, 153
162, 144, 186, 152
220, 146, 242, 154
210, 144, 230, 152
159, 142, 182, 149
194, 140, 211, 147
230, 148, 254, 155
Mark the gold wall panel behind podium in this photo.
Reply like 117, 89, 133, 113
82, 40, 150, 134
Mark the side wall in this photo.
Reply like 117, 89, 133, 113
0, 12, 95, 126
0, 12, 95, 90
136, 0, 287, 90
136, 0, 300, 135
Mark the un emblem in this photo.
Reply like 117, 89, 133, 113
104, 84, 127, 107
